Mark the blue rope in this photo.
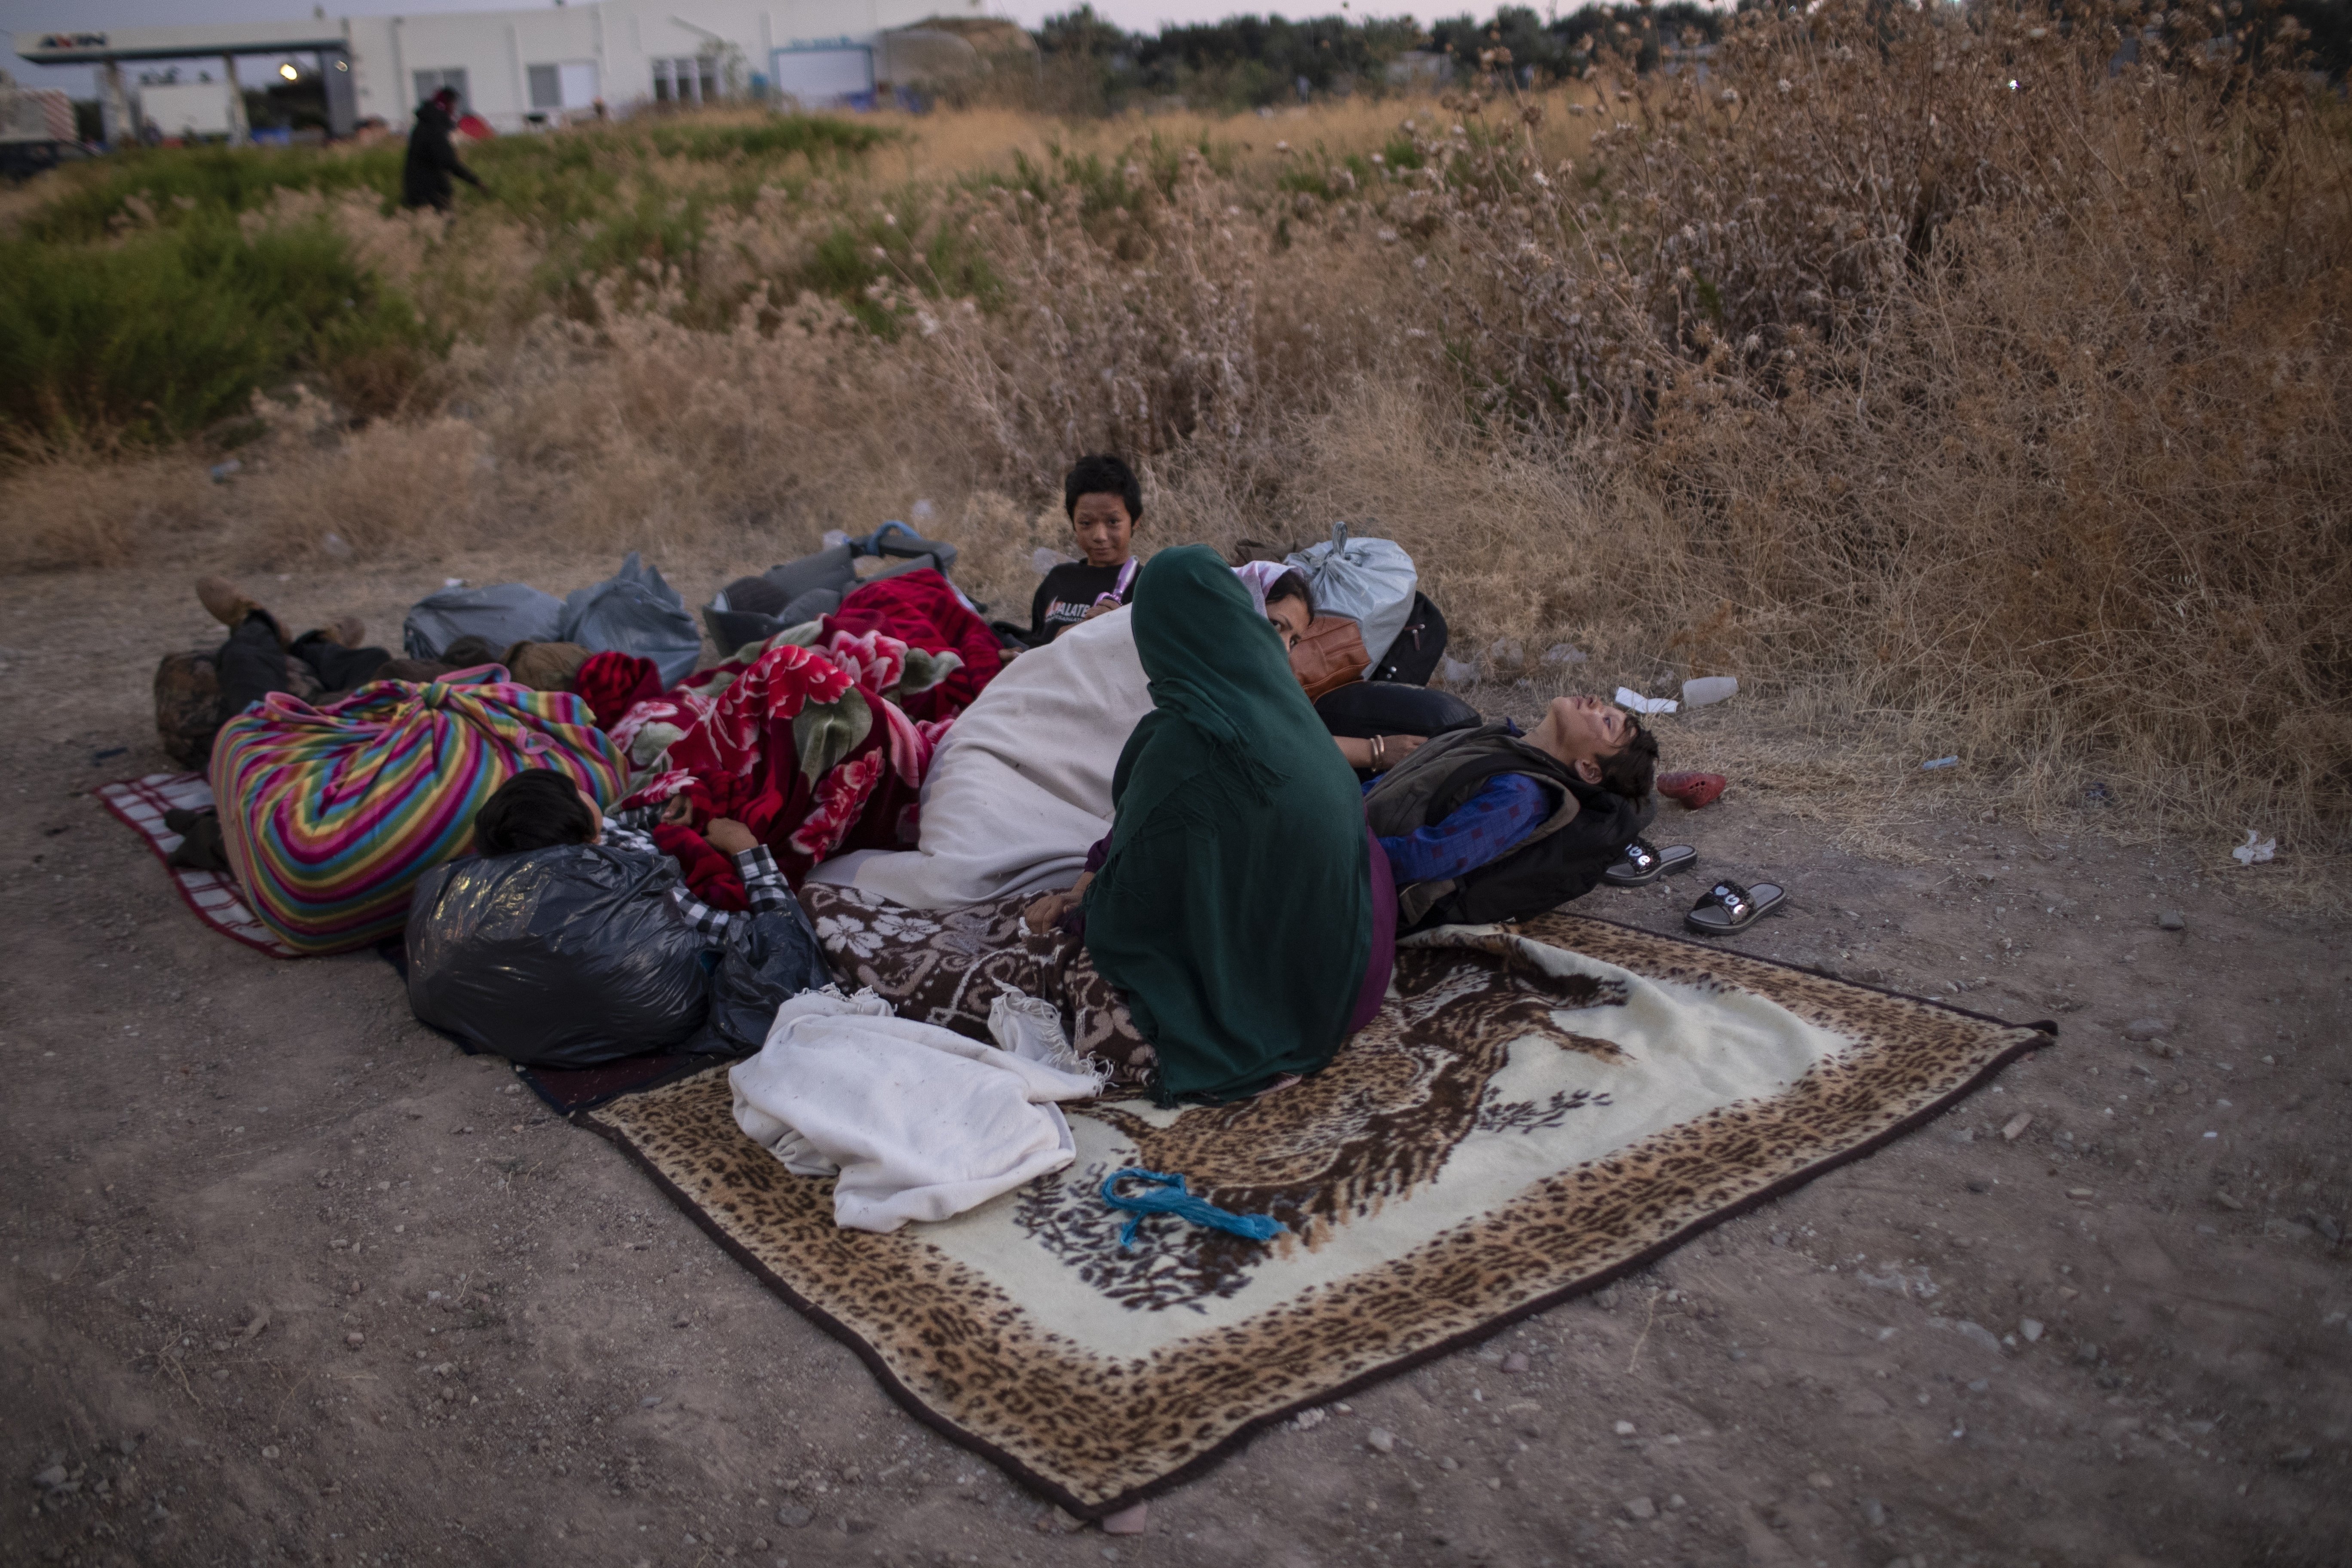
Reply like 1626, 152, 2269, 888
1099, 1167, 1287, 1250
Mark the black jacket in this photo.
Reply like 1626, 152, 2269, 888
401, 103, 481, 209
1362, 723, 1645, 932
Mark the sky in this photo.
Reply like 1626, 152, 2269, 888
3, 0, 1457, 97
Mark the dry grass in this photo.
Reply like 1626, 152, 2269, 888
2, 2, 2344, 885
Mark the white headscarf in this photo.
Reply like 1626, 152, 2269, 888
1230, 560, 1291, 620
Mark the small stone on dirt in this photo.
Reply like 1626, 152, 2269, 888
1807, 1471, 1835, 1489
2001, 1114, 2033, 1142
2157, 911, 2185, 931
2123, 1018, 2173, 1042
2019, 1318, 2044, 1343
1366, 1428, 1395, 1454
1623, 1496, 1656, 1521
31, 1465, 67, 1490
1439, 1456, 1459, 1471
1613, 1420, 1636, 1436
774, 1504, 815, 1528
1501, 1352, 1529, 1373
2214, 1190, 2245, 1211
1101, 1501, 1149, 1534
1862, 1497, 1887, 1527
344, 1332, 365, 1349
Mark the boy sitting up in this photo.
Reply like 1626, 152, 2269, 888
1026, 454, 1145, 645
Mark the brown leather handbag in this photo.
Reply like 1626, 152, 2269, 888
1289, 616, 1369, 701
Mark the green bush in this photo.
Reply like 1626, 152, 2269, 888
0, 212, 432, 443
23, 144, 404, 244
0, 114, 889, 447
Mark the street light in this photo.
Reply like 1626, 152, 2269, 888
279, 62, 300, 81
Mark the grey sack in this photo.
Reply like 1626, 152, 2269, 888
560, 552, 704, 688
401, 582, 567, 662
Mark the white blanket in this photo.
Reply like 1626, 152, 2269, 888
729, 989, 1104, 1233
804, 606, 1149, 908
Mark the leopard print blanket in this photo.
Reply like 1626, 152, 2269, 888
585, 912, 2051, 1516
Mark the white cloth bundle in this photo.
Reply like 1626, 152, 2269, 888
804, 605, 1149, 908
729, 989, 1104, 1233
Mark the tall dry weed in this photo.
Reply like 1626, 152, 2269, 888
3, 31, 2342, 860
1400, 0, 2352, 847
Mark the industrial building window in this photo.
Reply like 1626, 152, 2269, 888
526, 63, 599, 111
412, 67, 469, 112
652, 56, 720, 104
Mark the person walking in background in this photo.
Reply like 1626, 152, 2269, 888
401, 86, 485, 211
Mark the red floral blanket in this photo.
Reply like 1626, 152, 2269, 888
609, 630, 965, 899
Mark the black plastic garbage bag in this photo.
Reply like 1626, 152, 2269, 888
406, 845, 712, 1066
406, 843, 836, 1066
698, 906, 836, 1054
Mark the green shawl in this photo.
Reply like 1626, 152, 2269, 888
1083, 545, 1372, 1102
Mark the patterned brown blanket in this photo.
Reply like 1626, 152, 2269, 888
584, 911, 2051, 1516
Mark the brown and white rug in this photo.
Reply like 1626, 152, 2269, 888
584, 913, 2052, 1516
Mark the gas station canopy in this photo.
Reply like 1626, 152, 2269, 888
17, 22, 350, 65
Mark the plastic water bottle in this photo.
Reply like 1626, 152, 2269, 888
1681, 675, 1737, 707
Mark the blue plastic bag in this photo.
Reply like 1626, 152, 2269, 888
558, 553, 704, 688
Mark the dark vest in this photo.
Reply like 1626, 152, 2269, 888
1362, 723, 1643, 931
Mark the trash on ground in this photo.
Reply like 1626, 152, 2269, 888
1921, 755, 1960, 770
1681, 675, 1737, 707
1616, 687, 1679, 716
2231, 830, 2276, 866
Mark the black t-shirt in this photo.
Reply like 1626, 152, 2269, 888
1029, 560, 1135, 642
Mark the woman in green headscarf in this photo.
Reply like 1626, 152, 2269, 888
1079, 545, 1393, 1102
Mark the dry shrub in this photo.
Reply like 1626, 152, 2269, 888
7, 32, 2343, 861
1413, 0, 2352, 848
0, 444, 224, 570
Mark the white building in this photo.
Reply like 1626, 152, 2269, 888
13, 2, 1005, 145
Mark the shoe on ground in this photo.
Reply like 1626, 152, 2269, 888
1656, 771, 1727, 811
195, 575, 261, 629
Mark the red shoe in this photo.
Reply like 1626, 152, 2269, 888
1657, 771, 1726, 810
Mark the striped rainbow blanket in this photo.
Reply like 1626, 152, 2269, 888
210, 670, 626, 955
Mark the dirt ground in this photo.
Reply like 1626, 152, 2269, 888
3, 552, 2346, 1568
